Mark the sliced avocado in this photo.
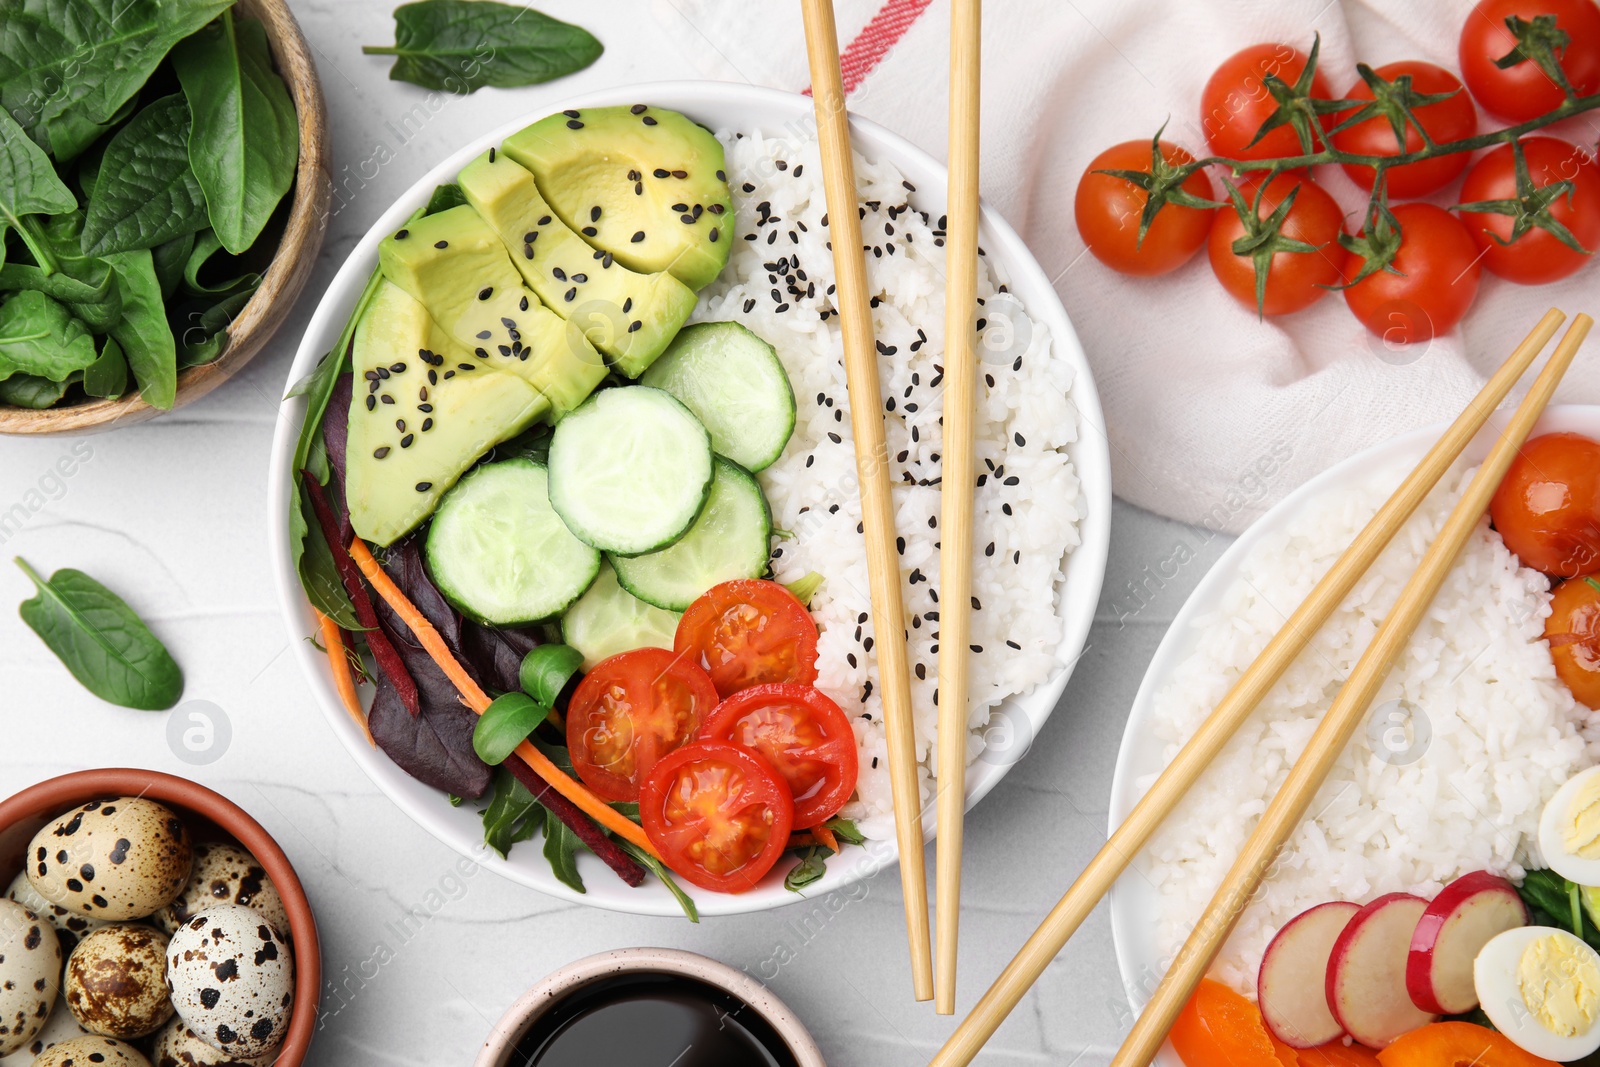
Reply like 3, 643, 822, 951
377, 205, 606, 419
458, 149, 697, 378
502, 105, 732, 290
345, 280, 550, 546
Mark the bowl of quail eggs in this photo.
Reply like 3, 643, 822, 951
0, 769, 319, 1066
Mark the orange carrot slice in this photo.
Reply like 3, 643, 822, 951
316, 609, 372, 746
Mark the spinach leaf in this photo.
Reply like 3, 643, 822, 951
83, 95, 210, 256
424, 182, 466, 215
518, 644, 582, 706
151, 231, 197, 301
104, 248, 179, 409
784, 847, 827, 891
541, 803, 587, 892
481, 766, 543, 859
15, 558, 183, 710
172, 12, 298, 254
1519, 869, 1600, 951
82, 337, 128, 399
173, 285, 255, 367
472, 692, 550, 765
0, 104, 77, 271
182, 230, 260, 298
823, 817, 866, 846
0, 0, 234, 149
0, 262, 121, 333
0, 372, 73, 408
363, 2, 602, 94
617, 840, 699, 922
0, 290, 98, 382
46, 92, 140, 165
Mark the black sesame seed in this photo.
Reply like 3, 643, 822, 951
565, 287, 577, 302
631, 230, 646, 242
520, 296, 529, 311
374, 446, 390, 458
376, 366, 390, 379
628, 320, 642, 332
501, 317, 516, 329
709, 203, 725, 214
475, 347, 489, 359
498, 345, 512, 356
422, 418, 433, 431
476, 330, 491, 340
680, 213, 695, 224
582, 226, 597, 236
672, 202, 689, 213
654, 168, 670, 178
622, 297, 633, 313
390, 362, 406, 373
523, 231, 537, 243
365, 395, 376, 411
416, 481, 432, 492
563, 109, 580, 118
394, 228, 408, 239
434, 240, 448, 248
380, 394, 394, 405
1014, 432, 1026, 446
566, 119, 584, 129
552, 267, 567, 281
418, 403, 434, 413
488, 147, 496, 162
671, 169, 687, 178
538, 215, 552, 225
571, 273, 587, 283
896, 537, 905, 554
643, 115, 657, 125
401, 434, 415, 448
630, 104, 647, 115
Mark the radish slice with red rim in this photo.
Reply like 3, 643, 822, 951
1259, 900, 1360, 1048
1406, 870, 1528, 1014
1326, 892, 1439, 1047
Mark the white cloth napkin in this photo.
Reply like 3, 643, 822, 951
650, 0, 1600, 533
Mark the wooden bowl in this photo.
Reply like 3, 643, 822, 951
0, 0, 330, 435
0, 768, 322, 1064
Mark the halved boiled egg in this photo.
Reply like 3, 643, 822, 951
1475, 926, 1600, 1061
1539, 765, 1600, 886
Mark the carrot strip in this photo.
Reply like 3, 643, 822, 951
317, 609, 373, 746
348, 535, 662, 860
813, 824, 840, 854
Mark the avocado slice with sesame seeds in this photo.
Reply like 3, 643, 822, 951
502, 105, 733, 291
458, 148, 698, 378
377, 205, 608, 419
345, 280, 551, 546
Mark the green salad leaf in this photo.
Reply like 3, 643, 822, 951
784, 847, 827, 891
481, 767, 544, 859
363, 1, 602, 94
82, 337, 128, 399
104, 248, 179, 409
619, 841, 699, 922
542, 804, 587, 893
518, 644, 583, 706
0, 373, 73, 408
0, 105, 78, 271
83, 95, 210, 257
0, 290, 98, 382
473, 692, 551, 765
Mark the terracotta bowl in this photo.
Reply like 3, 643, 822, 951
0, 0, 331, 435
0, 768, 321, 1064
475, 947, 825, 1067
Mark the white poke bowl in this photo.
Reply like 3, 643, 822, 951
266, 81, 1111, 916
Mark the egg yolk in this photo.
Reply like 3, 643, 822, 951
1565, 774, 1600, 859
1519, 932, 1600, 1037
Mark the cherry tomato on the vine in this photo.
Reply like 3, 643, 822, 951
1201, 44, 1334, 163
1459, 0, 1600, 121
1331, 61, 1477, 199
1207, 175, 1347, 316
1343, 204, 1482, 345
1075, 140, 1216, 276
1456, 137, 1600, 284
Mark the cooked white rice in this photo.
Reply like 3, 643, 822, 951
693, 129, 1083, 840
1136, 456, 1596, 994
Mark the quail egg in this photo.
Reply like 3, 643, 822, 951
6, 871, 104, 955
64, 924, 174, 1039
157, 845, 287, 940
0, 898, 61, 1056
0, 997, 91, 1064
32, 1035, 153, 1067
150, 1016, 275, 1067
166, 905, 293, 1058
28, 799, 193, 921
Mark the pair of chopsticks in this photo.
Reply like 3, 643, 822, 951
800, 0, 982, 1011
925, 306, 1592, 1066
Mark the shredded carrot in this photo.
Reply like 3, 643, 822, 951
316, 609, 372, 746
787, 832, 817, 850
348, 535, 660, 859
812, 824, 840, 853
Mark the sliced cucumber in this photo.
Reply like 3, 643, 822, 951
611, 456, 772, 611
424, 459, 600, 625
561, 560, 681, 670
547, 385, 713, 556
640, 321, 795, 471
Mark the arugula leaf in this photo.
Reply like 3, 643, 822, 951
0, 104, 77, 271
104, 248, 178, 409
619, 840, 699, 922
784, 847, 828, 891
518, 644, 582, 706
172, 12, 299, 254
15, 557, 183, 710
82, 337, 128, 400
83, 95, 210, 257
541, 803, 586, 892
363, 2, 602, 94
0, 290, 98, 382
0, 373, 73, 408
473, 692, 550, 765
481, 766, 544, 859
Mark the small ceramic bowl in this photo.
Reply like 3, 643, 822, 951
475, 947, 825, 1067
0, 767, 322, 1065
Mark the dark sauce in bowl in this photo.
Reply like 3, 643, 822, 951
510, 972, 802, 1067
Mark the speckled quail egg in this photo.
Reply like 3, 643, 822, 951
64, 924, 174, 1039
165, 905, 292, 1058
28, 799, 193, 921
157, 846, 286, 941
0, 998, 92, 1065
6, 871, 104, 955
0, 897, 61, 1056
150, 1016, 274, 1067
31, 1035, 153, 1067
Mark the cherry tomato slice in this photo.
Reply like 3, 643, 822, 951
1547, 577, 1600, 709
675, 579, 819, 698
640, 740, 794, 893
698, 684, 859, 829
565, 647, 720, 803
1488, 432, 1600, 579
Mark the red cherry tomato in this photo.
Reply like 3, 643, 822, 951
1331, 61, 1477, 198
565, 647, 719, 803
1546, 577, 1600, 709
1343, 204, 1482, 345
1075, 140, 1216, 276
1201, 44, 1333, 163
1460, 0, 1600, 121
698, 684, 859, 829
1457, 137, 1600, 284
1207, 175, 1347, 316
1489, 432, 1600, 579
639, 740, 794, 893
675, 579, 819, 698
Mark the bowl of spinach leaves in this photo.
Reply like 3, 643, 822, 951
0, 0, 330, 434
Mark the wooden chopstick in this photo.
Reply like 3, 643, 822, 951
935, 0, 982, 1018
800, 0, 934, 1003
1108, 311, 1592, 1067
926, 307, 1569, 1066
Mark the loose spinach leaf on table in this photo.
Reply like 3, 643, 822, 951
15, 558, 184, 711
172, 11, 299, 254
0, 104, 78, 271
104, 248, 179, 409
363, 1, 602, 94
0, 290, 99, 382
82, 337, 128, 400
83, 95, 211, 257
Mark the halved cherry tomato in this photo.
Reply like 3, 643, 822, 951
1200, 44, 1334, 163
1342, 203, 1482, 344
1207, 175, 1347, 316
698, 684, 859, 828
1547, 577, 1600, 709
1331, 61, 1477, 199
565, 647, 719, 803
1376, 1021, 1557, 1067
639, 740, 794, 893
1075, 140, 1216, 276
1489, 432, 1600, 578
1170, 978, 1291, 1067
675, 579, 819, 698
1459, 0, 1600, 122
1457, 137, 1600, 285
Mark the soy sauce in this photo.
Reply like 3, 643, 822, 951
510, 972, 801, 1067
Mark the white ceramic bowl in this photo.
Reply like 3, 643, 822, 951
267, 81, 1112, 915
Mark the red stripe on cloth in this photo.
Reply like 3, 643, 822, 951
803, 0, 934, 97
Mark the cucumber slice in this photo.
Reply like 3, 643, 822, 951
547, 386, 713, 556
561, 560, 681, 670
611, 456, 772, 611
424, 459, 600, 625
640, 321, 796, 471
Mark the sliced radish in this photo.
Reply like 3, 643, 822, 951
1259, 901, 1360, 1047
1326, 893, 1439, 1048
1405, 870, 1528, 1014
